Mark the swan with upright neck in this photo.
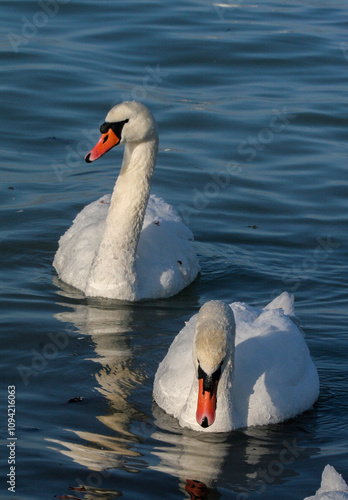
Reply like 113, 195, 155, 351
153, 292, 319, 432
53, 101, 199, 301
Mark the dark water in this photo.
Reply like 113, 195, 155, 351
1, 0, 348, 498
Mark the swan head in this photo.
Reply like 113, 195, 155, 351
85, 101, 158, 163
193, 301, 235, 429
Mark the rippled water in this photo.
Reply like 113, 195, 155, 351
1, 1, 348, 498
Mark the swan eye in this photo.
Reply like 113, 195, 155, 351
213, 363, 222, 382
100, 122, 110, 134
99, 119, 129, 136
197, 364, 205, 381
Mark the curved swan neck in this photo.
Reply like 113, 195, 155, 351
104, 137, 158, 253
86, 137, 158, 299
108, 138, 158, 233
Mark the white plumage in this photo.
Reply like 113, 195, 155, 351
153, 292, 319, 432
303, 465, 348, 500
53, 101, 199, 300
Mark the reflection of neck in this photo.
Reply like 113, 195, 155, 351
86, 138, 158, 299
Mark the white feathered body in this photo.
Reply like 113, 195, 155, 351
153, 293, 319, 432
53, 193, 199, 300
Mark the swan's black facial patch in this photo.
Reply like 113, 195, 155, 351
100, 119, 129, 137
197, 363, 222, 396
100, 122, 110, 134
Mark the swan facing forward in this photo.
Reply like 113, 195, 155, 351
153, 292, 319, 432
53, 101, 199, 301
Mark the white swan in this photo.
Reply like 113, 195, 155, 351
303, 465, 348, 500
153, 292, 319, 432
53, 101, 199, 301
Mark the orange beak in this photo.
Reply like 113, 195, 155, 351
85, 128, 120, 163
196, 377, 218, 428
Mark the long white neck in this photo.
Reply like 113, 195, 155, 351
86, 138, 158, 300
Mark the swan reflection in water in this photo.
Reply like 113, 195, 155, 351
151, 403, 229, 499
47, 298, 145, 500
48, 295, 226, 499
151, 402, 320, 500
48, 293, 319, 500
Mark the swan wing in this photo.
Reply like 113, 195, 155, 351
136, 195, 200, 299
153, 314, 197, 419
232, 298, 319, 428
53, 195, 110, 292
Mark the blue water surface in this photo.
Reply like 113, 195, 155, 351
1, 0, 348, 498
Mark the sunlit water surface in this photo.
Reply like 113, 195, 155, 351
1, 1, 348, 499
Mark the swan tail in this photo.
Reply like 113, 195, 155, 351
265, 291, 295, 316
